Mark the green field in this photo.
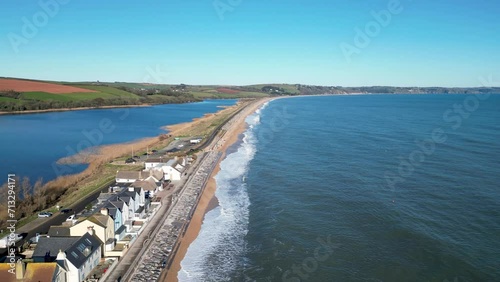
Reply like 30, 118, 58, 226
0, 78, 290, 112
0, 97, 21, 103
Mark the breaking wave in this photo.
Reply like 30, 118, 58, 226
178, 104, 264, 281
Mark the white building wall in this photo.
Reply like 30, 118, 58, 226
116, 178, 136, 183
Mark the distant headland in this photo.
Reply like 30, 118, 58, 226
1, 77, 499, 113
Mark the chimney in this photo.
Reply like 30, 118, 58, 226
100, 208, 108, 216
87, 226, 94, 236
15, 259, 25, 280
56, 249, 66, 261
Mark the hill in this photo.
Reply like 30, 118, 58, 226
1, 77, 499, 113
0, 78, 202, 112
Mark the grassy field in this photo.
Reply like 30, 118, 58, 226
0, 96, 21, 103
0, 82, 145, 111
0, 78, 292, 112
67, 85, 142, 98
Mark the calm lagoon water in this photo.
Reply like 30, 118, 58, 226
0, 99, 236, 183
180, 94, 500, 282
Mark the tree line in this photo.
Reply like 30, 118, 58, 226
0, 90, 202, 112
0, 177, 64, 230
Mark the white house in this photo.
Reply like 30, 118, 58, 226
144, 158, 168, 170
33, 232, 102, 282
116, 169, 163, 185
131, 178, 160, 197
157, 159, 185, 181
126, 186, 145, 208
115, 171, 144, 183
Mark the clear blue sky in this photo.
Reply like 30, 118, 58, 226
1, 0, 499, 87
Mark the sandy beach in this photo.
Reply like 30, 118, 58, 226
164, 97, 273, 281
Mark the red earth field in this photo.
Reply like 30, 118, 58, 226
216, 88, 240, 94
0, 78, 96, 93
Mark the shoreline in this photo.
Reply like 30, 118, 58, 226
0, 103, 154, 115
0, 99, 245, 234
164, 97, 273, 281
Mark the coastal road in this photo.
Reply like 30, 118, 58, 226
196, 102, 246, 151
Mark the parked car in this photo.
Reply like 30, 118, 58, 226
38, 212, 53, 218
66, 215, 76, 221
60, 208, 72, 214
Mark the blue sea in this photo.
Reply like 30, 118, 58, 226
0, 99, 236, 183
180, 94, 500, 282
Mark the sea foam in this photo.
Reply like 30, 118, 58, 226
178, 105, 264, 281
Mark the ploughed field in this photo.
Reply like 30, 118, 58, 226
0, 78, 97, 93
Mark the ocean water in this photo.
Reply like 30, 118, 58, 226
0, 99, 236, 183
180, 94, 500, 282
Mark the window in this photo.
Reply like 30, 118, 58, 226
71, 251, 79, 258
77, 243, 86, 252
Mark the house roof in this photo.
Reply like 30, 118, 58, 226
123, 190, 137, 199
106, 207, 119, 219
116, 171, 142, 180
147, 169, 164, 181
165, 159, 177, 167
0, 262, 61, 282
33, 237, 80, 259
119, 196, 132, 204
131, 179, 157, 191
145, 158, 167, 163
65, 233, 102, 269
48, 226, 71, 237
87, 214, 111, 228
110, 201, 127, 212
115, 225, 127, 235
24, 262, 60, 282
